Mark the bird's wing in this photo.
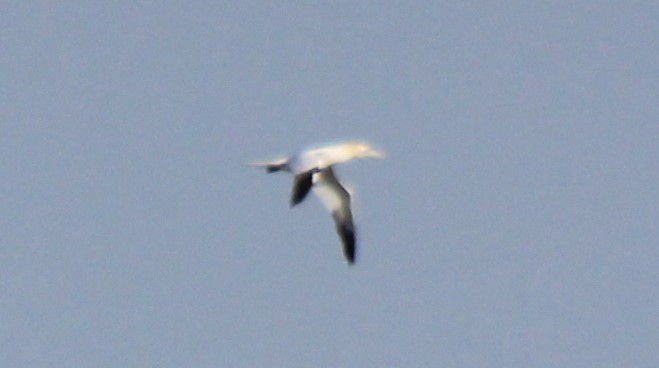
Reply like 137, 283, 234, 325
290, 170, 315, 207
312, 167, 356, 264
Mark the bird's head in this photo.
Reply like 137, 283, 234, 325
348, 141, 386, 159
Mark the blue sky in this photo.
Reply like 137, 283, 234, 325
2, 2, 658, 367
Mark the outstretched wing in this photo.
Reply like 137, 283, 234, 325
290, 170, 315, 207
312, 167, 356, 264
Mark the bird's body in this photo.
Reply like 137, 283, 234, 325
250, 140, 384, 264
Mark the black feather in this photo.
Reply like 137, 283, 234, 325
290, 171, 314, 207
334, 212, 356, 264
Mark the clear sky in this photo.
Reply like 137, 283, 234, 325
2, 2, 658, 367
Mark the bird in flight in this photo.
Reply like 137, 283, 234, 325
250, 140, 384, 264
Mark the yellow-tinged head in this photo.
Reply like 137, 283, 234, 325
345, 141, 386, 159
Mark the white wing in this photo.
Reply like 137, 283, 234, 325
312, 167, 356, 264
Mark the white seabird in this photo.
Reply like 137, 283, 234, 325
250, 141, 384, 264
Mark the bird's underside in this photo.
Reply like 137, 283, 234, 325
291, 167, 356, 264
250, 140, 383, 264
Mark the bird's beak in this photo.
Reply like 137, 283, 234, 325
368, 148, 386, 159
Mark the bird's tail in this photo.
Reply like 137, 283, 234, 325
247, 157, 289, 173
265, 163, 287, 173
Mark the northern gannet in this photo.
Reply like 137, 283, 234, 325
250, 141, 384, 264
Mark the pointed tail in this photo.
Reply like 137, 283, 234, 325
247, 157, 289, 173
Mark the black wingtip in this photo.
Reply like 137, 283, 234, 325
340, 224, 356, 265
344, 244, 356, 265
290, 171, 314, 207
290, 191, 307, 207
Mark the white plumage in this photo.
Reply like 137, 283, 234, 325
249, 140, 384, 264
